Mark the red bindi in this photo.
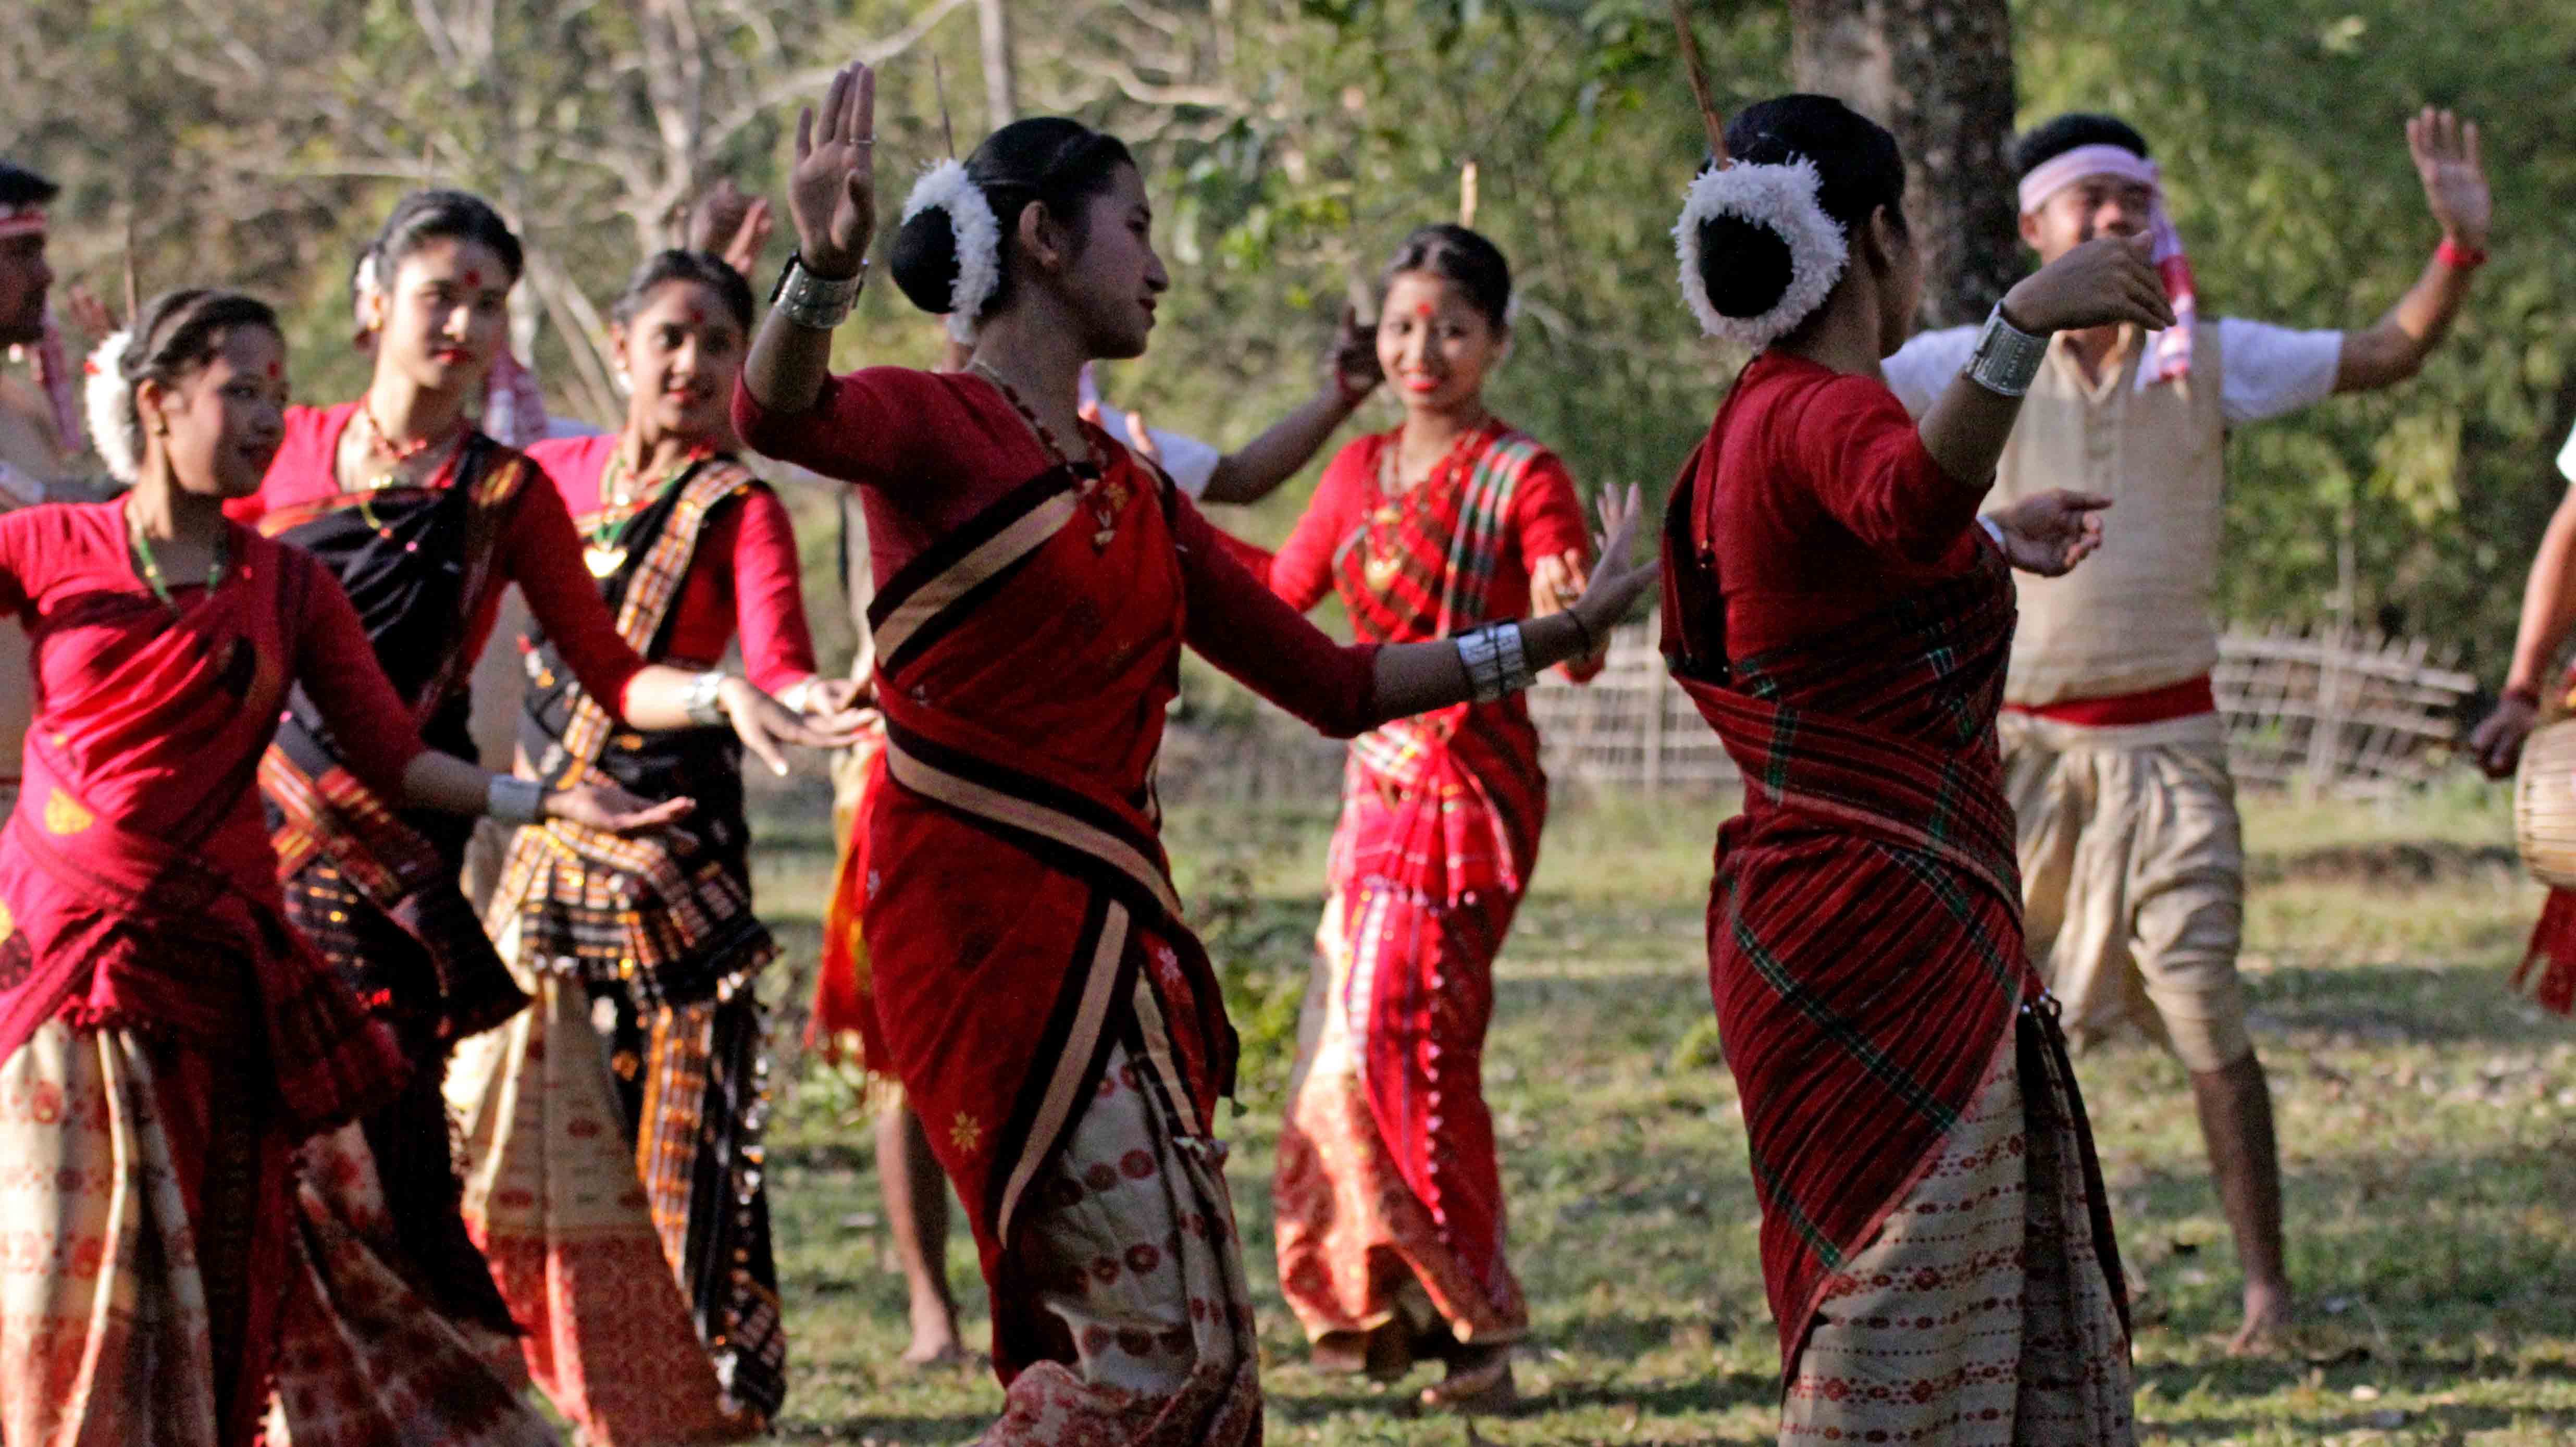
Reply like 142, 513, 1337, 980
688, 308, 707, 325
1414, 301, 1435, 318
266, 362, 281, 378
463, 269, 482, 289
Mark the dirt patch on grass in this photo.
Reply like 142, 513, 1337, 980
2249, 839, 2522, 888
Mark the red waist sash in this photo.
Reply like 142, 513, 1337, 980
0, 750, 406, 1135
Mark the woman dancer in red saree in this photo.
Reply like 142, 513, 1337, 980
1262, 224, 1599, 1405
1660, 96, 2165, 1443
0, 289, 675, 1447
230, 192, 854, 1446
734, 66, 1655, 1446
450, 249, 852, 1442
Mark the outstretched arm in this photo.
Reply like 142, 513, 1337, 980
2333, 109, 2490, 394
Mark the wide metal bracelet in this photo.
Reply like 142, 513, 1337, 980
1456, 628, 1507, 704
772, 254, 864, 330
1490, 621, 1534, 696
487, 775, 545, 826
1964, 303, 2049, 398
683, 670, 732, 726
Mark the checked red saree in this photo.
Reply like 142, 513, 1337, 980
1662, 372, 2135, 1443
862, 455, 1259, 1447
1266, 421, 1593, 1349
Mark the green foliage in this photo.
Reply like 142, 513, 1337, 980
8, 0, 2572, 680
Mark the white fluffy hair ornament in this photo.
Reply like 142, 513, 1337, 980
1671, 156, 1849, 350
901, 160, 1003, 344
82, 330, 138, 484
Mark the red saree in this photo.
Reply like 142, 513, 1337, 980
1661, 356, 2132, 1438
1263, 422, 1592, 1347
0, 501, 418, 1447
737, 364, 1384, 1446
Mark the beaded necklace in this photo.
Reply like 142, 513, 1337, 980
971, 361, 1126, 550
344, 399, 466, 543
125, 498, 228, 612
1361, 419, 1490, 591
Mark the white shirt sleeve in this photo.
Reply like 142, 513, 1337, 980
2558, 416, 2576, 484
1090, 401, 1223, 499
2214, 316, 2344, 427
1879, 327, 1981, 419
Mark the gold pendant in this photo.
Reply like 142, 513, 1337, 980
584, 545, 626, 578
1365, 551, 1402, 590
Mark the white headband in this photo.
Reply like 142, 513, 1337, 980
2016, 144, 2159, 217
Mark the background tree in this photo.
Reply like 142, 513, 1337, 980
1788, 0, 2021, 326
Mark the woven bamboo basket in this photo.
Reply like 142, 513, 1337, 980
2515, 716, 2576, 889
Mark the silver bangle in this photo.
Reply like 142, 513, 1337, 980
772, 254, 865, 331
1964, 303, 2050, 397
1454, 622, 1535, 704
486, 775, 544, 826
683, 670, 732, 726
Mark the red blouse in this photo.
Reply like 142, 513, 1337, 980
1696, 353, 1986, 658
1269, 426, 1593, 620
232, 404, 650, 715
733, 367, 1380, 740
525, 436, 819, 694
0, 501, 425, 893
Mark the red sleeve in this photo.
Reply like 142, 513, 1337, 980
1172, 494, 1382, 739
504, 480, 651, 719
1266, 439, 1370, 611
1513, 454, 1591, 566
732, 368, 937, 495
0, 512, 40, 619
290, 551, 428, 794
722, 485, 820, 694
1512, 454, 1606, 684
1793, 374, 1985, 565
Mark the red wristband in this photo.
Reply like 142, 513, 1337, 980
2436, 237, 2487, 272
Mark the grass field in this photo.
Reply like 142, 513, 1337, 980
734, 777, 2576, 1445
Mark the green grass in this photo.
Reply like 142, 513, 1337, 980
735, 783, 2576, 1445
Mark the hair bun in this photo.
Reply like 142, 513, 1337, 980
889, 206, 963, 317
1695, 215, 1794, 319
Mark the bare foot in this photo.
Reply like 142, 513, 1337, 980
1421, 1345, 1516, 1412
2227, 1279, 2294, 1356
900, 1300, 969, 1368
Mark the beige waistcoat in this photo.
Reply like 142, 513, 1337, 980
1989, 323, 2226, 708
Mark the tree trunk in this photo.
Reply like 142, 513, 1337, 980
1789, 0, 2019, 328
976, 0, 1017, 129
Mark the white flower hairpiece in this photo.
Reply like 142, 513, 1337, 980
82, 330, 137, 484
1672, 157, 1849, 349
902, 160, 1002, 344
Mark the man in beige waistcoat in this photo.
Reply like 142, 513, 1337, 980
1884, 109, 2492, 1352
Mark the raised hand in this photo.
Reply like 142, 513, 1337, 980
790, 62, 878, 279
2408, 107, 2490, 251
62, 284, 118, 343
1986, 489, 2111, 577
1328, 303, 1383, 402
1571, 484, 1659, 639
2002, 233, 2174, 335
690, 177, 777, 278
547, 782, 695, 835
